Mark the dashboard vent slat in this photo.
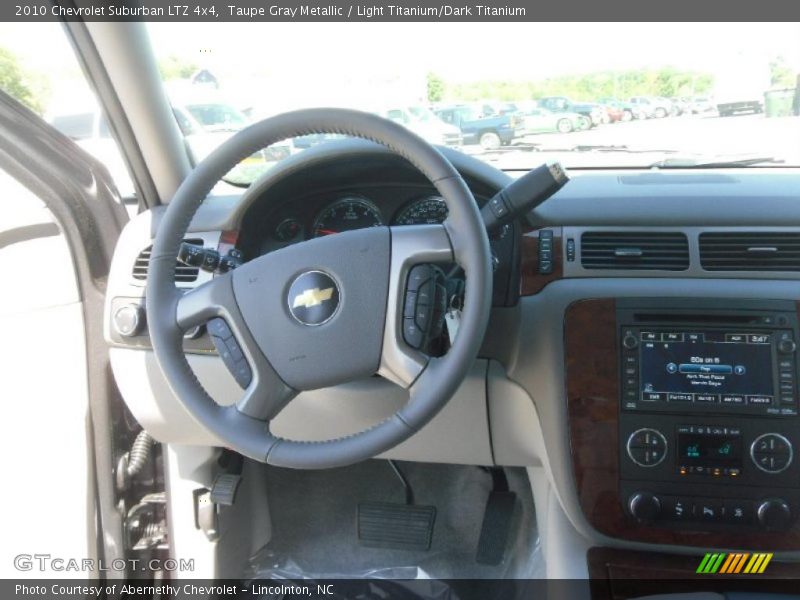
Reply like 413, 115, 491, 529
581, 231, 689, 271
699, 232, 800, 272
132, 239, 203, 282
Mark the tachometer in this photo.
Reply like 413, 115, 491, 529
393, 195, 448, 225
312, 196, 384, 237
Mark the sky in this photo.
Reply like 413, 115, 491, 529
1, 21, 799, 112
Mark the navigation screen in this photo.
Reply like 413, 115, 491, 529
639, 331, 774, 403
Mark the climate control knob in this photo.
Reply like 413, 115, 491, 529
626, 428, 667, 467
629, 492, 661, 522
757, 499, 792, 530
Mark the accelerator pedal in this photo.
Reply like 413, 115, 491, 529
475, 468, 517, 565
357, 460, 436, 551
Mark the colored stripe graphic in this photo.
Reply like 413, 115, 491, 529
733, 553, 750, 573
699, 552, 773, 575
758, 553, 773, 573
719, 553, 736, 574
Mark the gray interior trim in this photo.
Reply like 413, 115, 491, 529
79, 22, 191, 203
529, 168, 800, 227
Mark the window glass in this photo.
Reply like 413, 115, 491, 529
0, 22, 136, 200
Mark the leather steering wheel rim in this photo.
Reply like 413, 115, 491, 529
147, 108, 492, 468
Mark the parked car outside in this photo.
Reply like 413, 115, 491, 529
690, 96, 716, 114
629, 96, 672, 118
383, 105, 463, 147
538, 96, 605, 127
597, 98, 644, 121
515, 104, 585, 134
433, 104, 524, 149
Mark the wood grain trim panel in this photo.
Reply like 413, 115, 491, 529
565, 298, 800, 549
520, 226, 563, 296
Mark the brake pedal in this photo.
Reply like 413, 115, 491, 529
356, 461, 436, 551
357, 502, 436, 550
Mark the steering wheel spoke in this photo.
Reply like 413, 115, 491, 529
176, 273, 297, 421
378, 224, 454, 388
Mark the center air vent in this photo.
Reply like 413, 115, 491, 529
581, 231, 689, 271
132, 239, 203, 282
700, 232, 800, 272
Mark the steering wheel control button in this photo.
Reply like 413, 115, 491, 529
751, 433, 793, 474
626, 428, 667, 467
209, 328, 251, 389
402, 265, 449, 351
114, 304, 144, 337
207, 318, 233, 340
287, 270, 340, 326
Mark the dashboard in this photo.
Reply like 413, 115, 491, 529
235, 152, 520, 307
104, 139, 800, 561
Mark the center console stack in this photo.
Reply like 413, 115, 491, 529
617, 299, 799, 532
564, 297, 800, 548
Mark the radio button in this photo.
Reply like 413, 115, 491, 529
642, 392, 665, 402
695, 394, 719, 403
667, 393, 693, 403
721, 394, 746, 405
747, 395, 773, 405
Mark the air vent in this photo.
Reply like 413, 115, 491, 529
700, 232, 800, 272
132, 239, 203, 282
581, 231, 690, 271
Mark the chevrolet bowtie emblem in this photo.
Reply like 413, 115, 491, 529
292, 287, 334, 309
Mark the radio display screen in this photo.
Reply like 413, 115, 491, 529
639, 331, 774, 402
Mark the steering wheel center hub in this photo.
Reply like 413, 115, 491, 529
287, 270, 341, 326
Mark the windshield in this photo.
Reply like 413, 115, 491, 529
6, 22, 799, 190
183, 103, 248, 131
147, 22, 785, 180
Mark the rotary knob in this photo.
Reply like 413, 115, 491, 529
622, 334, 639, 350
757, 499, 792, 530
113, 304, 144, 337
778, 338, 797, 354
629, 491, 661, 522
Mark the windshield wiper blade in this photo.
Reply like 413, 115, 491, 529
648, 156, 784, 169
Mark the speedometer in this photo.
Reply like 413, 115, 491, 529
393, 195, 448, 225
312, 196, 384, 237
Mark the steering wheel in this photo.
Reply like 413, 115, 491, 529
147, 108, 492, 469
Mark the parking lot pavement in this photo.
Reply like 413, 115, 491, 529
465, 114, 800, 170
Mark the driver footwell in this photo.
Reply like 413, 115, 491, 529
240, 460, 543, 580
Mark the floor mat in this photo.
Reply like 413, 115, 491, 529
246, 460, 543, 580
